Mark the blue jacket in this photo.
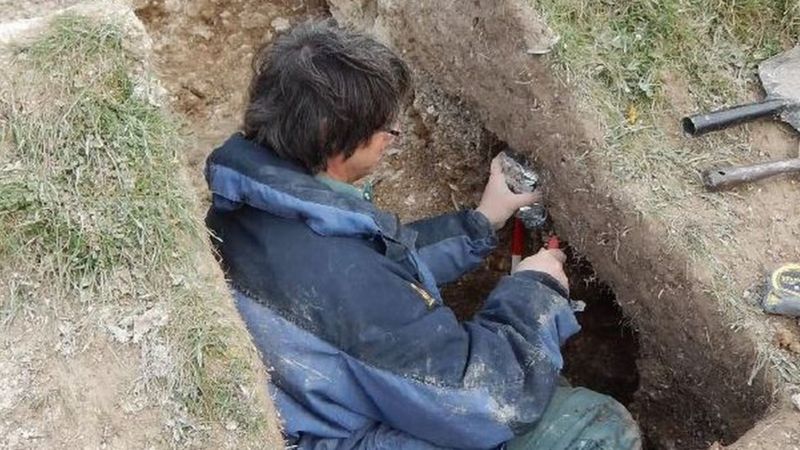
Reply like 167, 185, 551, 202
205, 134, 581, 450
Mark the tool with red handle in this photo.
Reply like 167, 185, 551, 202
510, 219, 562, 273
511, 217, 525, 272
501, 149, 562, 272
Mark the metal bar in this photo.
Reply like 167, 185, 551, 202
682, 98, 787, 136
702, 158, 800, 190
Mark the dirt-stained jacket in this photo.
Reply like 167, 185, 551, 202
204, 134, 580, 450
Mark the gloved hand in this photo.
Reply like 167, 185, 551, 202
514, 247, 569, 294
476, 155, 542, 231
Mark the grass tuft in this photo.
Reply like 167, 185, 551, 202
1, 13, 272, 441
533, 0, 800, 385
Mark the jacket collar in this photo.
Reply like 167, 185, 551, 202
205, 134, 417, 247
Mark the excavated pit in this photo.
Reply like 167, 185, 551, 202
134, 0, 778, 448
442, 230, 642, 406
370, 75, 770, 448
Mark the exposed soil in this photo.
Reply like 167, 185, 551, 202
328, 1, 799, 449
133, 1, 798, 449
0, 321, 166, 449
722, 409, 800, 449
562, 253, 640, 407
132, 0, 328, 193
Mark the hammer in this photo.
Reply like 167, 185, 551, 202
702, 157, 800, 191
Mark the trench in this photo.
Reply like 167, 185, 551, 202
133, 1, 772, 449
442, 225, 642, 406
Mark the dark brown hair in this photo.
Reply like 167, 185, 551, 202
243, 20, 411, 173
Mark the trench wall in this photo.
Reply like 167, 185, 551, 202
329, 0, 777, 446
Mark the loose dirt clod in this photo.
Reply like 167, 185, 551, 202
271, 16, 290, 32
776, 328, 800, 355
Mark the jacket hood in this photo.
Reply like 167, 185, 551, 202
205, 134, 417, 246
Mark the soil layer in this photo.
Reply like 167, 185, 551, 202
329, 1, 789, 448
133, 0, 800, 448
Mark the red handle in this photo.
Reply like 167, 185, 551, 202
511, 218, 525, 255
546, 235, 560, 250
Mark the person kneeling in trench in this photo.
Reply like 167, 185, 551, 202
205, 20, 642, 450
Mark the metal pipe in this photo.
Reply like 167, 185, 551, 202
682, 98, 787, 136
702, 158, 800, 191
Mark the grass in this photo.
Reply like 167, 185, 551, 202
539, 0, 797, 105
0, 13, 277, 443
533, 0, 800, 384
537, 0, 798, 184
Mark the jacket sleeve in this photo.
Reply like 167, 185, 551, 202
225, 213, 578, 449
344, 269, 581, 449
406, 209, 498, 285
